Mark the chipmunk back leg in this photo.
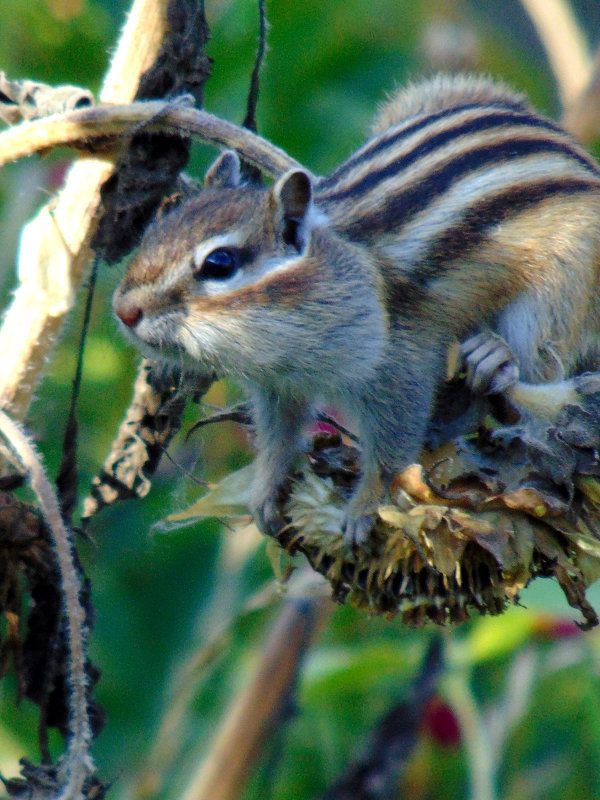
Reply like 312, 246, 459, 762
460, 194, 600, 421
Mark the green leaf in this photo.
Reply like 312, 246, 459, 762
452, 610, 538, 666
161, 464, 255, 527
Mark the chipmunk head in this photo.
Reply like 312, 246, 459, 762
113, 151, 330, 376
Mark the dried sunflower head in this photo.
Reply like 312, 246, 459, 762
279, 423, 600, 629
165, 384, 600, 628
0, 491, 104, 738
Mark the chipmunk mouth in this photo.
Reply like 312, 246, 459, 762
123, 326, 198, 374
113, 301, 183, 359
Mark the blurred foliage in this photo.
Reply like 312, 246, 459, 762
1, 1, 600, 799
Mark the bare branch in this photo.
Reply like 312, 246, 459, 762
242, 0, 268, 133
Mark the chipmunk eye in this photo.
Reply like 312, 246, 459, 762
198, 248, 239, 280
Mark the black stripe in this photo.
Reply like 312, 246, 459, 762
340, 138, 600, 240
319, 118, 599, 206
317, 105, 564, 192
413, 178, 599, 284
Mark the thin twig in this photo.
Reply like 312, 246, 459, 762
56, 258, 99, 523
158, 445, 208, 487
240, 0, 269, 183
243, 0, 268, 133
68, 258, 98, 439
185, 402, 252, 441
0, 410, 92, 800
518, 0, 592, 107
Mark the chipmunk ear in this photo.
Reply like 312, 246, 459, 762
204, 150, 241, 188
273, 169, 313, 251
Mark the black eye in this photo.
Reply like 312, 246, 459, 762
198, 248, 239, 280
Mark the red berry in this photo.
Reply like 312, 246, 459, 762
423, 697, 461, 747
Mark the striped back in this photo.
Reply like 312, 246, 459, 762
315, 79, 600, 279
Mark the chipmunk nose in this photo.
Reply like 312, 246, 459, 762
114, 297, 143, 328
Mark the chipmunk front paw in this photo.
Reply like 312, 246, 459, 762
460, 332, 520, 395
342, 470, 384, 547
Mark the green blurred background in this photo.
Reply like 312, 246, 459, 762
2, 1, 600, 798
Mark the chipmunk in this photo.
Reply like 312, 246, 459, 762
113, 74, 600, 545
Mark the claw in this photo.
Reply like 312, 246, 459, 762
252, 495, 285, 537
460, 332, 519, 395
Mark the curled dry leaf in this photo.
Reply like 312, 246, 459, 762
82, 360, 213, 525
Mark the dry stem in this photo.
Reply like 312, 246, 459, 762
0, 100, 305, 177
0, 0, 171, 418
180, 597, 331, 800
443, 669, 496, 800
0, 410, 91, 800
562, 46, 600, 144
518, 0, 592, 107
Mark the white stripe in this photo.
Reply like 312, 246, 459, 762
375, 154, 596, 266
325, 132, 567, 232
192, 232, 244, 270
319, 107, 533, 198
202, 252, 306, 296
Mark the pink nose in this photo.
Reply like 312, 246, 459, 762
115, 300, 142, 328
